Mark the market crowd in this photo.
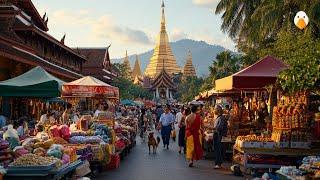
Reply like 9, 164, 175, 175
116, 102, 231, 169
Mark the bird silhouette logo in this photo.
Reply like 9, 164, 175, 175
294, 11, 309, 30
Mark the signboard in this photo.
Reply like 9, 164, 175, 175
62, 85, 119, 98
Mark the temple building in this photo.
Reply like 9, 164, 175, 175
183, 50, 197, 78
132, 55, 142, 82
141, 1, 180, 103
0, 0, 87, 81
78, 45, 117, 84
144, 1, 181, 78
150, 69, 176, 102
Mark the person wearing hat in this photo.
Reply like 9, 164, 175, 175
159, 104, 175, 149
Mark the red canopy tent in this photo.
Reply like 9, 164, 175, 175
62, 76, 119, 99
215, 56, 288, 91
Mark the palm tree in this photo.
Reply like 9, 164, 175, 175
209, 51, 241, 80
216, 0, 320, 49
215, 0, 261, 43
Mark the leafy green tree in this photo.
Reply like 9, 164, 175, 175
199, 51, 242, 92
112, 63, 153, 100
176, 77, 204, 103
259, 31, 320, 94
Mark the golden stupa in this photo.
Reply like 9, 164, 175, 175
144, 1, 181, 78
132, 55, 142, 80
183, 50, 197, 78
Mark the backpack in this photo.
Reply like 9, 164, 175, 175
218, 116, 228, 137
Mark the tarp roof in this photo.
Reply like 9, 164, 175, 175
64, 76, 113, 87
0, 66, 64, 97
62, 76, 119, 98
215, 56, 288, 91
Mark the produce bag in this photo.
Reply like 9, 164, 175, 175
49, 125, 60, 138
63, 147, 77, 163
59, 125, 70, 141
47, 144, 63, 159
61, 154, 70, 165
106, 153, 120, 169
33, 147, 46, 156
0, 140, 9, 151
35, 132, 49, 141
3, 125, 20, 150
90, 145, 104, 161
13, 146, 28, 158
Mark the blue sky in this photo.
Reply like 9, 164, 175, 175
33, 0, 235, 58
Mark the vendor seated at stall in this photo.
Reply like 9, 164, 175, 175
94, 104, 104, 117
256, 100, 269, 130
16, 117, 28, 138
35, 125, 49, 141
39, 110, 49, 126
72, 110, 81, 123
97, 104, 114, 120
62, 103, 72, 124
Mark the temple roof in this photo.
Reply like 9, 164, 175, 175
150, 69, 176, 90
144, 1, 181, 78
132, 55, 142, 79
183, 50, 197, 77
10, 0, 48, 31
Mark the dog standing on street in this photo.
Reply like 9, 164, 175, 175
148, 132, 160, 154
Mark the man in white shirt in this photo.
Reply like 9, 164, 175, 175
94, 104, 103, 117
159, 104, 175, 149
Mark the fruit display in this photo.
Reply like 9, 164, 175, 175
10, 153, 62, 168
299, 156, 320, 173
278, 166, 303, 177
271, 129, 290, 148
0, 140, 13, 168
272, 93, 310, 130
235, 135, 275, 149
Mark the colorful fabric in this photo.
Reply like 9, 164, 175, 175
186, 114, 203, 161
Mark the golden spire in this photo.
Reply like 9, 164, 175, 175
132, 54, 142, 79
161, 0, 166, 31
144, 0, 181, 78
183, 50, 197, 78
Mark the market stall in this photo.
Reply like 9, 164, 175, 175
232, 91, 320, 173
0, 66, 66, 122
61, 76, 119, 112
215, 56, 287, 91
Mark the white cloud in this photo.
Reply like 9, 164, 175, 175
92, 16, 151, 45
192, 0, 219, 8
170, 28, 188, 41
40, 8, 152, 52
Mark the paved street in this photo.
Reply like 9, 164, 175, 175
97, 133, 244, 180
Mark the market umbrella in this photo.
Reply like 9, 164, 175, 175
62, 76, 119, 99
189, 100, 204, 106
120, 99, 136, 106
215, 56, 288, 91
143, 100, 155, 107
0, 66, 64, 97
134, 100, 144, 106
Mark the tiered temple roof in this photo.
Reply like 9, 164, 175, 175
144, 1, 181, 78
0, 0, 86, 81
78, 46, 117, 83
150, 69, 176, 91
183, 50, 197, 78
